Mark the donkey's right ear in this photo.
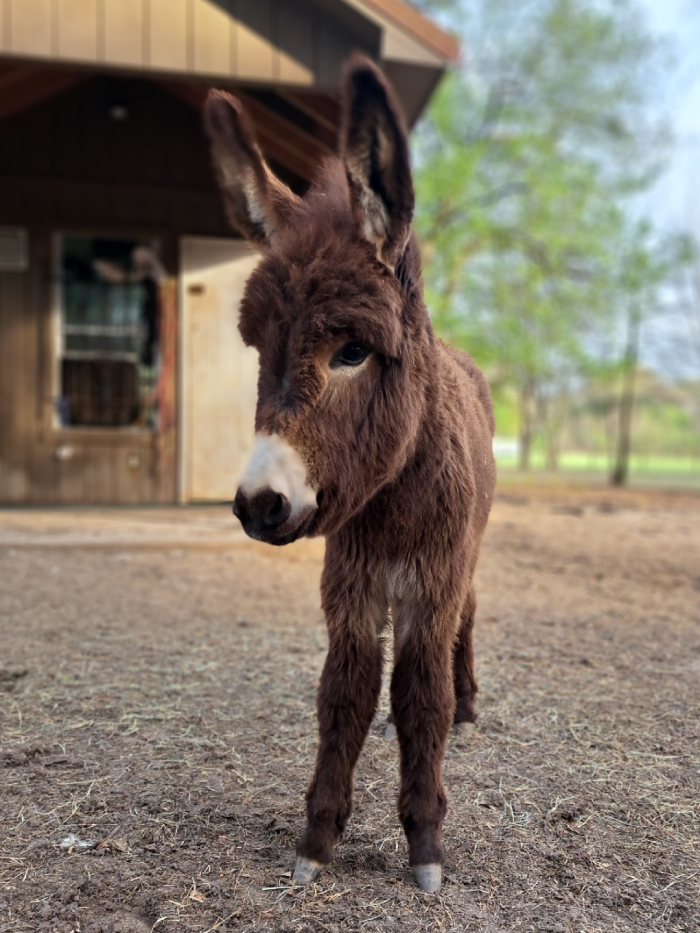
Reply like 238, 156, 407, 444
203, 90, 300, 246
341, 56, 414, 270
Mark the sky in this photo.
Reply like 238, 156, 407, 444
636, 0, 700, 377
639, 0, 700, 234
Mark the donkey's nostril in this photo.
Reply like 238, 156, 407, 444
263, 492, 290, 528
234, 486, 291, 537
267, 494, 284, 521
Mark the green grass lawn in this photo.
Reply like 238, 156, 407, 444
495, 449, 700, 489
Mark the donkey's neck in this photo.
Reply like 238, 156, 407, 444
342, 335, 458, 544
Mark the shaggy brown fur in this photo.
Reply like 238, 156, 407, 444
203, 56, 496, 891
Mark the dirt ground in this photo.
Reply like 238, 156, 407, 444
1, 485, 699, 933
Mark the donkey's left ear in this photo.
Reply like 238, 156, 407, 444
204, 89, 300, 246
341, 56, 415, 269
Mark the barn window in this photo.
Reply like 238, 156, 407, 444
57, 235, 166, 429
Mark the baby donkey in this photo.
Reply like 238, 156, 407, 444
204, 56, 496, 893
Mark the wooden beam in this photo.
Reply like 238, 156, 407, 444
157, 79, 207, 115
0, 64, 85, 123
0, 65, 339, 184
359, 0, 459, 62
160, 80, 334, 183
236, 89, 333, 178
280, 90, 341, 137
241, 89, 338, 151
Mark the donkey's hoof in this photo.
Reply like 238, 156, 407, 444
293, 857, 324, 885
384, 721, 397, 740
413, 863, 442, 893
453, 721, 475, 735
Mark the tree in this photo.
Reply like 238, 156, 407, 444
412, 0, 672, 469
609, 225, 694, 485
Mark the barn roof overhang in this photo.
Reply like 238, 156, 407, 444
0, 0, 457, 184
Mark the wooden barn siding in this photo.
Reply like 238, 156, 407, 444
0, 0, 372, 88
0, 77, 230, 504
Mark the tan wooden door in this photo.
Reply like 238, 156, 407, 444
180, 237, 260, 502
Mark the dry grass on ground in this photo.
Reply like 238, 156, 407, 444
1, 486, 699, 933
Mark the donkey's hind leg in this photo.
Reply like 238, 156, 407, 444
294, 625, 382, 883
453, 587, 478, 730
386, 589, 476, 743
391, 610, 455, 892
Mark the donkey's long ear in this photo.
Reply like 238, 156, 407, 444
204, 89, 300, 246
341, 56, 414, 269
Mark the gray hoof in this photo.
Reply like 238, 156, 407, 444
384, 721, 397, 740
413, 863, 442, 893
293, 856, 323, 885
453, 721, 475, 735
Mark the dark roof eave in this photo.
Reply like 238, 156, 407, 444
359, 0, 460, 63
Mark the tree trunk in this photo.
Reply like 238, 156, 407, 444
546, 429, 559, 472
541, 394, 563, 472
611, 307, 641, 487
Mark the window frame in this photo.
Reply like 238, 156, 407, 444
51, 230, 163, 435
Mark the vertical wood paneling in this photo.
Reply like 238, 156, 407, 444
58, 0, 98, 62
79, 450, 97, 503
154, 277, 177, 503
193, 0, 232, 76
32, 229, 59, 503
10, 0, 52, 56
23, 243, 39, 503
181, 237, 259, 502
115, 447, 143, 504
0, 270, 31, 500
0, 274, 10, 502
236, 0, 274, 81
54, 446, 82, 503
0, 0, 368, 90
104, 0, 144, 67
85, 444, 113, 503
17, 269, 32, 501
318, 20, 352, 88
278, 0, 314, 85
149, 0, 188, 72
140, 448, 156, 503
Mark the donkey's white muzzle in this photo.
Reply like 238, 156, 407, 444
233, 433, 317, 544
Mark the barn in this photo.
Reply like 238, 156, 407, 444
0, 0, 456, 505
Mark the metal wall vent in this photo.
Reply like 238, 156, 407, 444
0, 228, 29, 271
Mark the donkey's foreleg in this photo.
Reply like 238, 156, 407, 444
294, 627, 382, 883
453, 587, 478, 730
391, 621, 455, 893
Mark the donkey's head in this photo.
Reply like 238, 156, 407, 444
205, 57, 432, 544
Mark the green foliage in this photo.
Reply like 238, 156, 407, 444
412, 0, 696, 475
491, 388, 519, 437
559, 370, 700, 456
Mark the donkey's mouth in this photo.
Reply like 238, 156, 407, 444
233, 483, 319, 545
233, 482, 321, 546
262, 506, 318, 546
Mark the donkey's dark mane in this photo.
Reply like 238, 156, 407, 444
273, 157, 423, 303
293, 158, 355, 237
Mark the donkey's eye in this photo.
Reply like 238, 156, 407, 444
332, 341, 372, 368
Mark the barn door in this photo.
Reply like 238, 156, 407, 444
180, 237, 259, 502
